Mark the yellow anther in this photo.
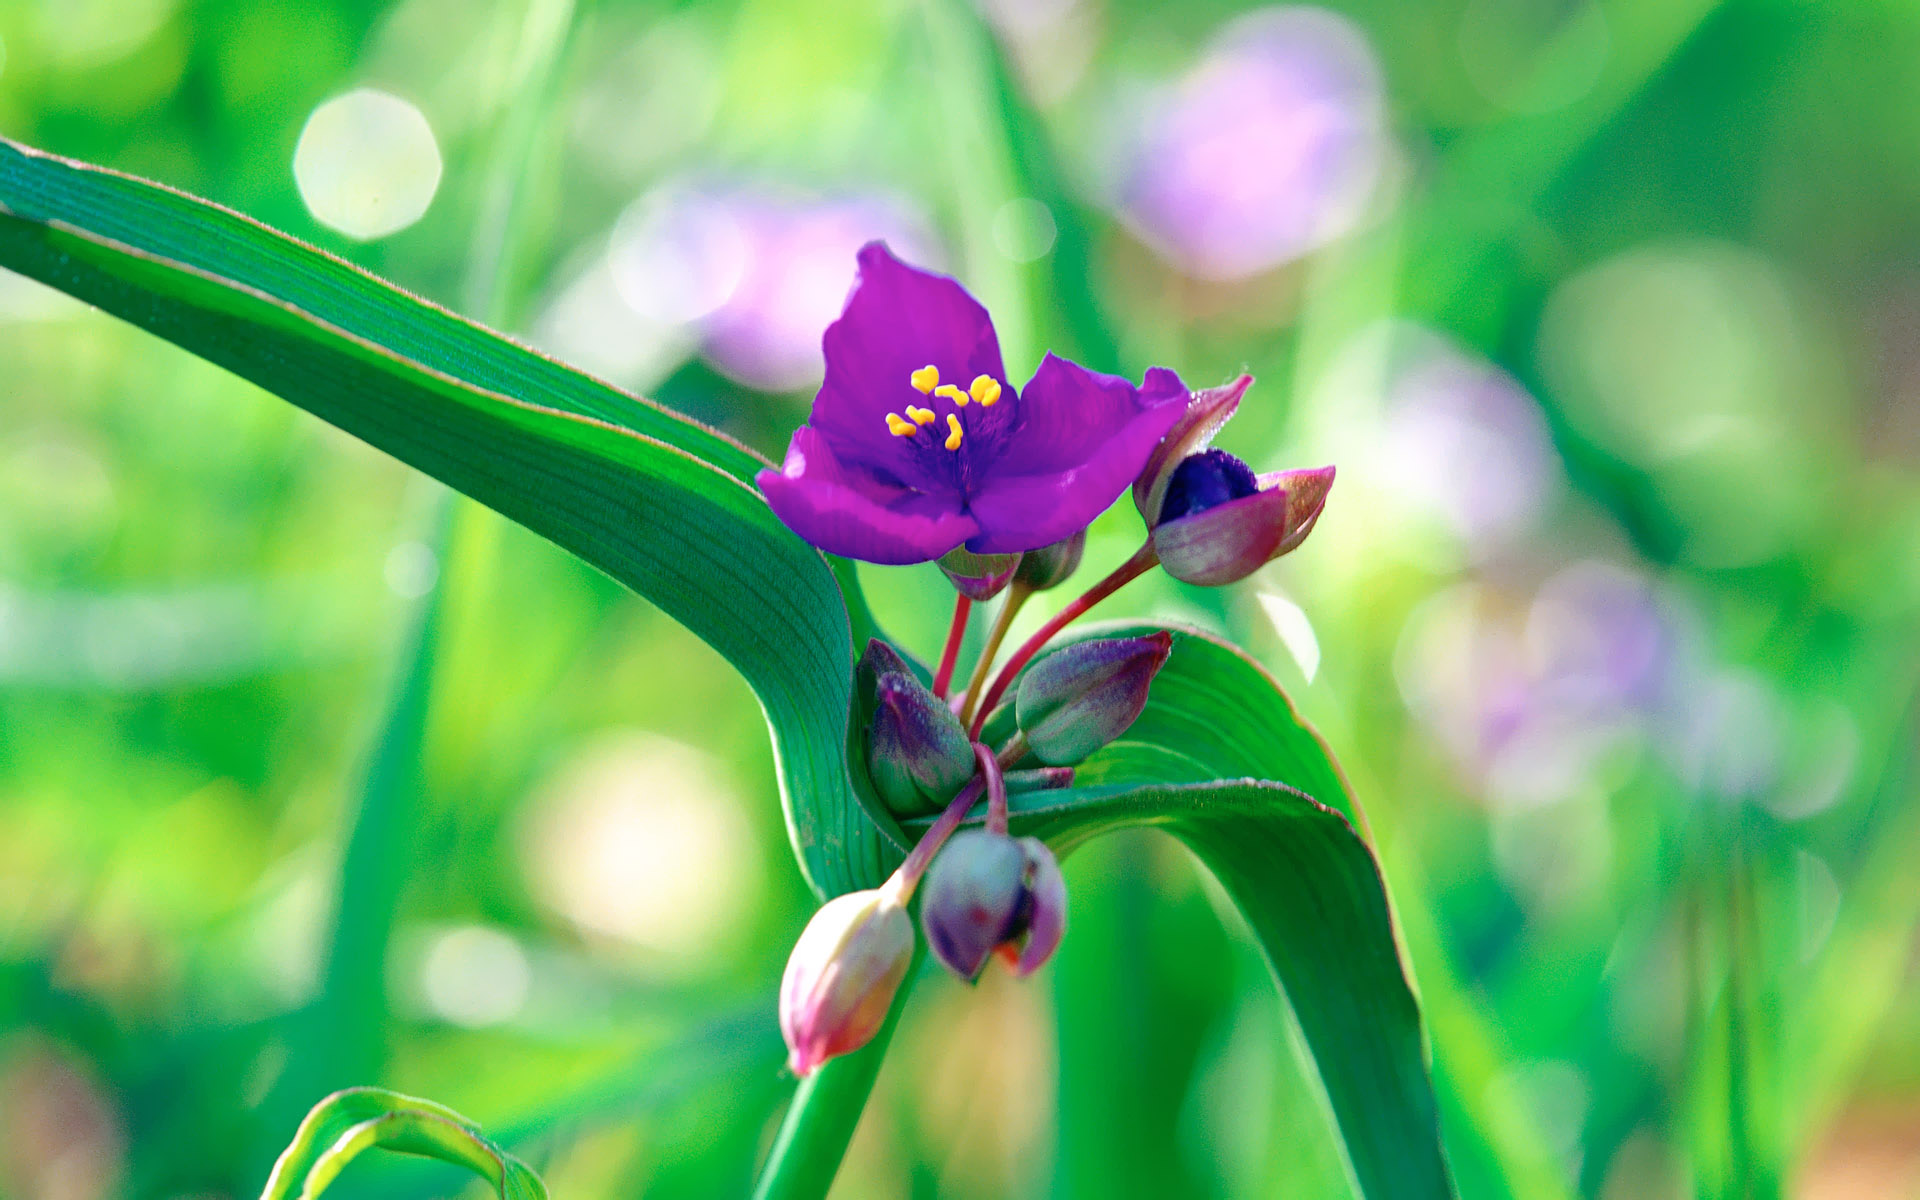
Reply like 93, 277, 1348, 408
934, 383, 968, 406
910, 365, 940, 394
969, 375, 1003, 406
944, 413, 964, 451
907, 405, 937, 425
886, 412, 918, 437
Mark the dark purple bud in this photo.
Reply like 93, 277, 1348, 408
938, 547, 1022, 601
1150, 464, 1334, 586
780, 887, 915, 1076
869, 671, 976, 815
920, 831, 1067, 980
859, 640, 974, 815
1014, 632, 1174, 765
1013, 531, 1086, 592
1158, 448, 1261, 522
1133, 375, 1251, 524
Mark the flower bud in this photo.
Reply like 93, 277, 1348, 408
1012, 531, 1085, 592
920, 831, 1067, 980
1014, 632, 1173, 765
938, 547, 1022, 601
860, 641, 975, 816
1149, 457, 1334, 587
1133, 375, 1251, 524
780, 888, 916, 1076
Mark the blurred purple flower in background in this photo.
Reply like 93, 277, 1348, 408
609, 181, 936, 392
1374, 326, 1563, 557
1116, 6, 1389, 280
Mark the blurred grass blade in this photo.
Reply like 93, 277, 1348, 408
913, 623, 1451, 1199
0, 137, 899, 897
261, 1087, 546, 1200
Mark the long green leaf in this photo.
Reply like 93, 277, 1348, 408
261, 1087, 545, 1200
916, 623, 1449, 1199
0, 137, 894, 897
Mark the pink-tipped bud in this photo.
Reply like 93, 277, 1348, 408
1133, 375, 1251, 525
938, 547, 1022, 601
1149, 455, 1335, 586
920, 830, 1067, 981
779, 888, 915, 1077
1014, 632, 1174, 765
1013, 531, 1086, 592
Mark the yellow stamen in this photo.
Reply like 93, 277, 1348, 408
907, 405, 937, 425
934, 383, 968, 406
944, 413, 964, 451
886, 412, 918, 437
969, 375, 1002, 406
910, 365, 940, 394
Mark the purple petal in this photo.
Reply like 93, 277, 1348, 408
759, 426, 978, 564
810, 243, 1011, 492
962, 355, 1186, 553
1011, 838, 1067, 977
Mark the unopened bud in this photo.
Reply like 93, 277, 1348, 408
861, 641, 975, 816
1013, 531, 1085, 592
780, 888, 915, 1076
938, 547, 1021, 601
1149, 456, 1334, 587
1014, 632, 1173, 765
1133, 375, 1250, 524
920, 830, 1067, 980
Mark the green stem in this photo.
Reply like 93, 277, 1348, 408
752, 950, 924, 1200
955, 582, 1030, 726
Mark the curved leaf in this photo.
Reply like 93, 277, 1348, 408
261, 1087, 545, 1200
0, 138, 891, 897
915, 623, 1451, 1199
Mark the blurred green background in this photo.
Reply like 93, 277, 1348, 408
3, 0, 1919, 1196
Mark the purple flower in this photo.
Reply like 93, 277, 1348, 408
757, 243, 1188, 564
1117, 7, 1387, 280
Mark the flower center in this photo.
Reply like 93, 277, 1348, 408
885, 364, 1002, 452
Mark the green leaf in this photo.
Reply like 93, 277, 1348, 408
912, 623, 1451, 1200
260, 1087, 546, 1200
0, 137, 893, 898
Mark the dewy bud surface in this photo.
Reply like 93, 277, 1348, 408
1014, 632, 1174, 765
920, 830, 1067, 981
779, 888, 915, 1077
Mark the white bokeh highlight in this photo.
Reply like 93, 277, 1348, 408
293, 89, 443, 241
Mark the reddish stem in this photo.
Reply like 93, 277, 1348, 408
930, 594, 972, 699
887, 744, 989, 900
968, 543, 1158, 737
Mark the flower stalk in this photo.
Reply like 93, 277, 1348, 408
930, 594, 971, 698
969, 543, 1161, 736
954, 582, 1033, 726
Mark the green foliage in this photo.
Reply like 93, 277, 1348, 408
0, 136, 889, 900
0, 136, 1450, 1198
260, 1087, 546, 1200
